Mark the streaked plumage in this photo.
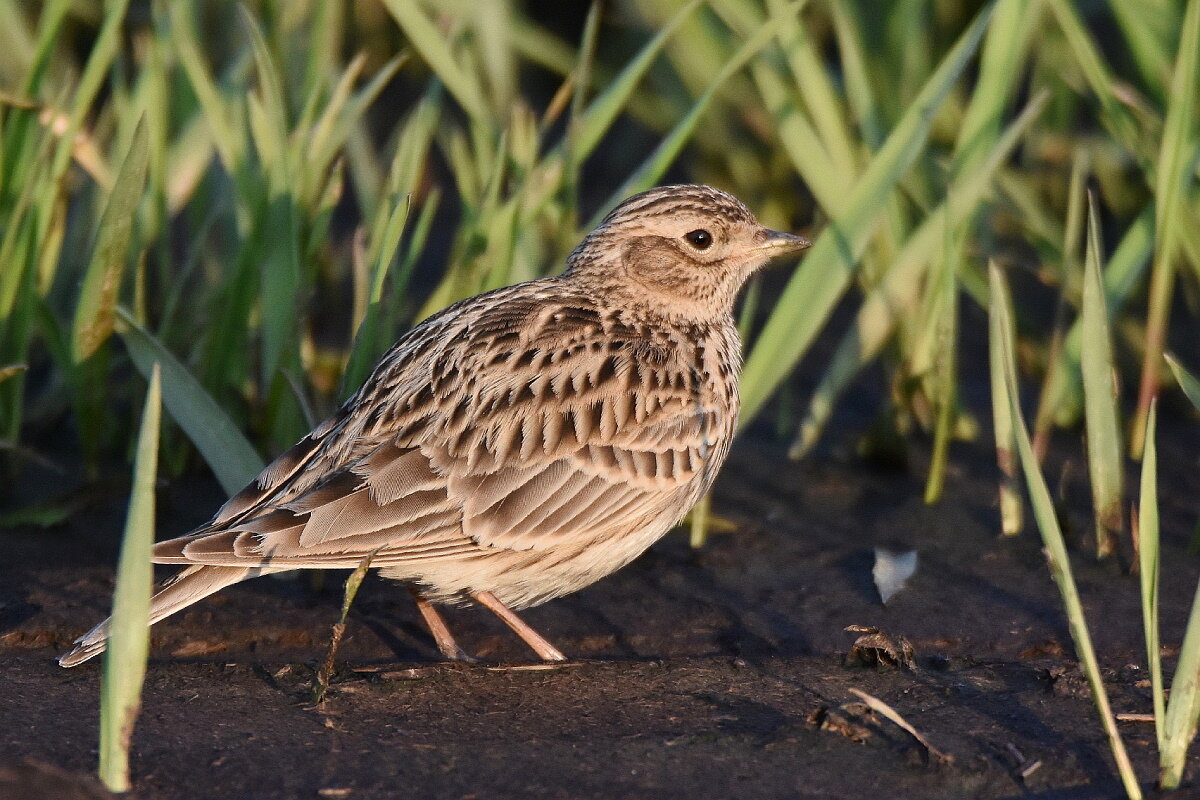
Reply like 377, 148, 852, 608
60, 184, 809, 667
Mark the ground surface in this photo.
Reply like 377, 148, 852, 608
3, 417, 1200, 799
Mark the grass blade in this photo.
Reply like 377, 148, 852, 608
116, 307, 263, 495
381, 0, 489, 121
72, 118, 149, 363
988, 261, 1022, 535
828, 0, 882, 149
1132, 0, 1200, 457
591, 7, 791, 223
1136, 402, 1163, 750
168, 0, 244, 171
689, 492, 712, 549
990, 264, 1142, 800
1080, 192, 1123, 558
1041, 205, 1156, 429
740, 3, 996, 423
46, 0, 130, 181
1156, 356, 1200, 785
1043, 0, 1146, 165
791, 90, 1047, 457
953, 0, 1036, 171
314, 549, 378, 704
769, 0, 857, 181
572, 0, 702, 162
1160, 534, 1200, 788
1108, 0, 1177, 101
98, 363, 160, 793
741, 5, 995, 423
1166, 355, 1200, 412
922, 208, 960, 505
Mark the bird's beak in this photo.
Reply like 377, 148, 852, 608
754, 228, 812, 257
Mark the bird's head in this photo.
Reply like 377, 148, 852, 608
565, 185, 810, 321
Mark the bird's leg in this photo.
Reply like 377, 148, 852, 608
471, 590, 567, 662
409, 588, 476, 662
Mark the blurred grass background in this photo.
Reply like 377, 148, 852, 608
0, 0, 1196, 524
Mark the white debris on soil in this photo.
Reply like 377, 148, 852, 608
873, 546, 918, 604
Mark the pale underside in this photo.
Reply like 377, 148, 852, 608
155, 279, 740, 608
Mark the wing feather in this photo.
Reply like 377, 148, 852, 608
150, 284, 736, 571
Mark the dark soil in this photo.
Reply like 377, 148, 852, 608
4, 419, 1200, 798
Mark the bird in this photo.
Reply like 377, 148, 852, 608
59, 184, 810, 668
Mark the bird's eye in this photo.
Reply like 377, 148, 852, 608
683, 229, 713, 250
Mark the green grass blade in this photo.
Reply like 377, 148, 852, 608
1132, 0, 1200, 457
241, 8, 303, 396
689, 491, 712, 549
381, 0, 489, 121
343, 198, 411, 395
507, 14, 576, 77
1043, 205, 1156, 428
1108, 0, 1177, 100
740, 4, 995, 423
72, 119, 149, 363
47, 0, 131, 181
590, 7, 790, 224
98, 363, 160, 793
827, 0, 882, 149
169, 0, 243, 171
1157, 0, 1200, 272
791, 92, 1047, 457
116, 307, 263, 495
769, 0, 857, 181
746, 45, 845, 216
572, 0, 702, 161
1160, 537, 1200, 788
300, 0, 343, 113
1044, 0, 1147, 165
953, 0, 1035, 171
17, 0, 69, 96
990, 265, 1143, 800
241, 7, 289, 173
1166, 355, 1200, 413
1080, 192, 1123, 558
1136, 402, 1163, 751
564, 0, 602, 217
923, 204, 960, 504
307, 55, 405, 202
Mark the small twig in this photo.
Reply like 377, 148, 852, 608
1005, 743, 1043, 779
848, 688, 953, 763
1116, 712, 1157, 723
314, 549, 379, 703
484, 662, 581, 672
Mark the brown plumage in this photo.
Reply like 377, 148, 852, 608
59, 184, 810, 667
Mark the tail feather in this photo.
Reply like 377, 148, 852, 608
58, 565, 266, 668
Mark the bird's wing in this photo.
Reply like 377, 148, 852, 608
154, 288, 730, 567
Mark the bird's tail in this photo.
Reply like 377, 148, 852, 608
58, 565, 264, 668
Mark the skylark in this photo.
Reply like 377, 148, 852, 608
60, 184, 810, 667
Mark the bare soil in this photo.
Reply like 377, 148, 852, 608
4, 416, 1200, 799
